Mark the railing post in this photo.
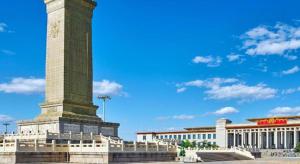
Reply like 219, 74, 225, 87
52, 140, 56, 152
167, 143, 169, 152
45, 130, 49, 138
90, 132, 93, 140
156, 142, 159, 152
80, 132, 83, 140
3, 139, 6, 151
34, 139, 38, 152
134, 141, 137, 152
92, 140, 96, 151
80, 140, 83, 152
107, 140, 111, 152
15, 139, 19, 152
145, 141, 148, 152
121, 141, 124, 152
69, 131, 72, 140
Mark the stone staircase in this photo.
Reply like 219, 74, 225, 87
196, 152, 253, 162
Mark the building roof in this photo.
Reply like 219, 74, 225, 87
136, 128, 216, 135
184, 126, 216, 131
247, 116, 300, 122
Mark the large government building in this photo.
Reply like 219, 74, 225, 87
137, 116, 300, 149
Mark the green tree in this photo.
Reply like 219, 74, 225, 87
295, 142, 300, 153
192, 141, 197, 148
181, 140, 192, 148
179, 148, 186, 157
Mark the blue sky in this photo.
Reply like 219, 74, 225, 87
1, 0, 300, 140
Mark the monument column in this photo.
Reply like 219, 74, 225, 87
18, 0, 120, 136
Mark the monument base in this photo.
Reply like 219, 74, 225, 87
17, 117, 119, 137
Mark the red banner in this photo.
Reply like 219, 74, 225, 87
257, 118, 287, 126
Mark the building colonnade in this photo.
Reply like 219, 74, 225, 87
227, 127, 300, 149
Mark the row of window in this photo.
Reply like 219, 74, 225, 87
157, 133, 216, 140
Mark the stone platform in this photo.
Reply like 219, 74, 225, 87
18, 117, 119, 137
0, 152, 177, 164
0, 132, 178, 164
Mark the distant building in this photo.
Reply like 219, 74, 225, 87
137, 126, 217, 146
137, 116, 300, 149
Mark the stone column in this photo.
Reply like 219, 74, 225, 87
225, 130, 228, 148
254, 132, 257, 148
233, 131, 236, 147
258, 131, 261, 149
284, 129, 287, 149
274, 129, 278, 149
280, 131, 284, 149
294, 129, 297, 148
266, 129, 269, 149
249, 131, 252, 147
241, 131, 244, 147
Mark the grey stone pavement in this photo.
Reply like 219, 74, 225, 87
124, 158, 300, 164
25, 158, 300, 164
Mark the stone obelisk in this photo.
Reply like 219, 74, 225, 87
18, 0, 119, 136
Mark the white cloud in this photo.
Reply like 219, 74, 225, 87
0, 23, 7, 32
206, 83, 277, 101
281, 66, 300, 75
284, 55, 298, 61
176, 87, 186, 93
0, 77, 45, 94
184, 80, 204, 87
176, 78, 238, 93
0, 77, 125, 96
173, 114, 195, 120
214, 107, 239, 115
156, 114, 196, 121
282, 87, 300, 95
93, 80, 125, 96
1, 49, 15, 55
192, 56, 222, 67
0, 114, 14, 122
176, 78, 277, 101
269, 106, 300, 116
242, 23, 300, 56
227, 54, 241, 62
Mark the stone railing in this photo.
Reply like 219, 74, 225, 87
2, 131, 108, 142
260, 149, 300, 158
183, 147, 255, 160
0, 139, 177, 153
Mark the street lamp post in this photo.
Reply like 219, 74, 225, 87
3, 122, 10, 134
97, 95, 111, 122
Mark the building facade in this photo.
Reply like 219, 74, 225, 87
137, 127, 217, 146
137, 116, 300, 149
